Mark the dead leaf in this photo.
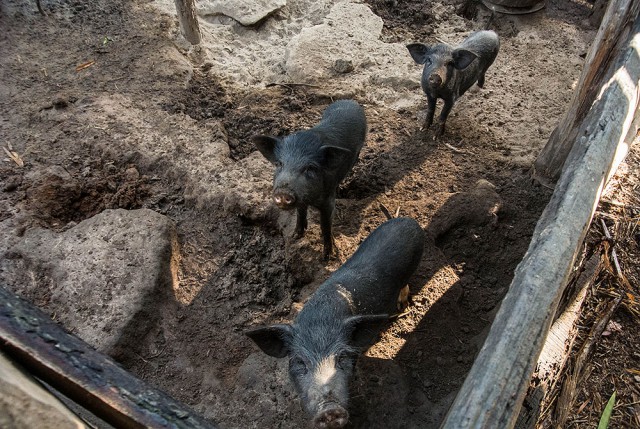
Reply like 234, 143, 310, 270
3, 147, 24, 167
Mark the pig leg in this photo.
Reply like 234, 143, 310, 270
425, 93, 437, 129
319, 199, 335, 260
477, 73, 485, 88
294, 206, 308, 239
435, 96, 455, 137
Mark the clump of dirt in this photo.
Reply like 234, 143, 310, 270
161, 72, 232, 121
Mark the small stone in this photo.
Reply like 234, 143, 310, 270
3, 176, 21, 192
333, 59, 354, 74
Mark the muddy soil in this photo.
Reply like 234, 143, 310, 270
0, 0, 608, 427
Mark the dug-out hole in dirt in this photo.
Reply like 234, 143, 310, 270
21, 159, 150, 229
163, 73, 336, 161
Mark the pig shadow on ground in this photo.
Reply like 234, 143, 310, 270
348, 178, 543, 428
315, 180, 509, 428
335, 124, 440, 237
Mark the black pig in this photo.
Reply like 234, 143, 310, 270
407, 30, 499, 136
246, 217, 424, 428
253, 100, 367, 260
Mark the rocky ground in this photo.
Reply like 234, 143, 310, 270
1, 0, 637, 427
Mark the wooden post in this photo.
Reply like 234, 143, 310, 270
174, 0, 201, 45
532, 0, 640, 184
0, 286, 217, 429
441, 13, 640, 429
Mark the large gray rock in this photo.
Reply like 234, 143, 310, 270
284, 2, 412, 86
3, 209, 177, 357
198, 0, 286, 26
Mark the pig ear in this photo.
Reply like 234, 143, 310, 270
320, 145, 352, 170
344, 314, 389, 349
245, 324, 293, 358
452, 49, 478, 70
252, 135, 280, 164
407, 43, 431, 65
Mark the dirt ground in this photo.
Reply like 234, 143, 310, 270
1, 0, 636, 427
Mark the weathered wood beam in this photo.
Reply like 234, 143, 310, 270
515, 252, 601, 428
0, 285, 217, 429
174, 0, 201, 45
533, 0, 640, 183
440, 13, 640, 429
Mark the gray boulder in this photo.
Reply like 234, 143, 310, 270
198, 0, 286, 26
3, 209, 177, 357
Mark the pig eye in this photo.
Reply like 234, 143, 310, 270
275, 161, 283, 169
290, 356, 308, 375
336, 353, 356, 371
424, 57, 432, 65
303, 165, 318, 178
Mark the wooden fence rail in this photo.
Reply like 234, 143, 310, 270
0, 285, 217, 429
441, 5, 640, 428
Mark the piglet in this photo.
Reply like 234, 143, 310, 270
407, 30, 499, 136
246, 217, 424, 428
253, 100, 367, 260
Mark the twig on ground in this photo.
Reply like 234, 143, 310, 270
75, 61, 95, 72
552, 293, 624, 426
444, 142, 468, 154
601, 219, 623, 277
266, 82, 320, 89
379, 203, 393, 220
36, 0, 46, 16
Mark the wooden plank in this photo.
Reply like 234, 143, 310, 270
174, 0, 201, 45
440, 13, 640, 429
533, 0, 640, 183
0, 285, 217, 429
520, 252, 602, 428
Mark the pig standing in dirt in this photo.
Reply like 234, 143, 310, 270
407, 30, 499, 137
246, 217, 424, 428
253, 99, 367, 260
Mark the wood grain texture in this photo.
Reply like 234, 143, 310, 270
174, 0, 202, 45
533, 0, 640, 182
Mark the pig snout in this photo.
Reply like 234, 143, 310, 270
427, 72, 443, 89
313, 404, 349, 429
273, 190, 296, 209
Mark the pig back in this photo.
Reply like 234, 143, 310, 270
327, 218, 424, 315
459, 30, 500, 70
315, 100, 367, 167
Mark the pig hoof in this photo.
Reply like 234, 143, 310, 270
313, 406, 349, 429
293, 229, 305, 240
397, 285, 410, 311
